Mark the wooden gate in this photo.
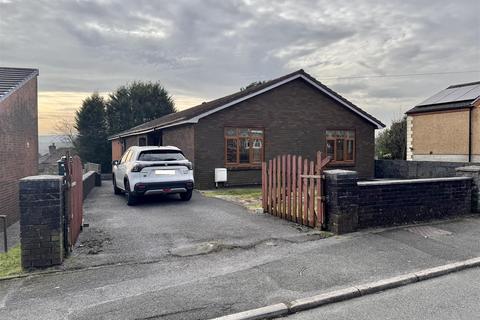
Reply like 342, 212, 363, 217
64, 154, 83, 251
262, 151, 330, 228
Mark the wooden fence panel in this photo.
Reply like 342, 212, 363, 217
261, 151, 330, 229
281, 155, 286, 219
302, 158, 308, 226
292, 155, 297, 222
286, 155, 291, 220
268, 160, 273, 212
309, 161, 315, 227
297, 156, 303, 224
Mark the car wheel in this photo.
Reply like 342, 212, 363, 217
180, 190, 193, 201
125, 180, 137, 206
112, 175, 122, 195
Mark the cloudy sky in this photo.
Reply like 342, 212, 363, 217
1, 0, 479, 134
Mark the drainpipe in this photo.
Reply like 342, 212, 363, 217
469, 107, 472, 162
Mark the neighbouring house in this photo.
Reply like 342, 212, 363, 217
0, 67, 39, 225
406, 81, 480, 162
38, 143, 77, 174
108, 69, 385, 189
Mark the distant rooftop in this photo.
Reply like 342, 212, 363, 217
0, 67, 39, 102
406, 80, 480, 115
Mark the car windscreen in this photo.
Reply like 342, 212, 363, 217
137, 150, 186, 161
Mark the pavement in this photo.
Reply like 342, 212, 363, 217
1, 184, 480, 319
286, 267, 480, 320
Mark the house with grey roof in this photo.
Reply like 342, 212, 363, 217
109, 69, 385, 189
0, 67, 39, 225
406, 81, 480, 162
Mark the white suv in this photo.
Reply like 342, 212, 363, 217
112, 146, 194, 205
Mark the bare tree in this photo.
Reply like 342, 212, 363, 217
54, 118, 77, 147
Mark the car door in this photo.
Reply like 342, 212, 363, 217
116, 149, 131, 189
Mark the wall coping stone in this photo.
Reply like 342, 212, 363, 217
456, 166, 480, 172
82, 171, 96, 181
20, 175, 63, 181
358, 176, 472, 187
324, 169, 357, 175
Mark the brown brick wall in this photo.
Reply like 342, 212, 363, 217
0, 77, 38, 225
162, 125, 195, 163
194, 78, 376, 189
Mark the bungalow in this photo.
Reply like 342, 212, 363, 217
108, 69, 385, 189
406, 81, 480, 162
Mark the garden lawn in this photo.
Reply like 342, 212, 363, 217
0, 245, 22, 278
200, 188, 262, 211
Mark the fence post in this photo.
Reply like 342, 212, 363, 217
297, 156, 303, 224
324, 170, 359, 234
262, 162, 267, 212
456, 166, 480, 213
0, 215, 6, 252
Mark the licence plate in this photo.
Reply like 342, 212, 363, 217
155, 169, 176, 175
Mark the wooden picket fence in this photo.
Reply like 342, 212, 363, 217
261, 151, 331, 228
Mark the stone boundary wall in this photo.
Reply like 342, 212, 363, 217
375, 159, 480, 179
83, 171, 101, 200
325, 169, 476, 234
357, 177, 471, 228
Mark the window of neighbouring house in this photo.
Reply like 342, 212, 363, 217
225, 127, 264, 167
326, 130, 355, 163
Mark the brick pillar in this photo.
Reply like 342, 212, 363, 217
325, 169, 359, 234
19, 175, 64, 269
456, 166, 480, 213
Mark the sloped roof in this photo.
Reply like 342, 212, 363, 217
0, 67, 39, 102
406, 80, 480, 115
39, 147, 77, 164
109, 69, 385, 140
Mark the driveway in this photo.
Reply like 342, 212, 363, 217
66, 183, 324, 269
2, 184, 480, 320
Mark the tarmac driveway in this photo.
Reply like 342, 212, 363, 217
66, 183, 323, 269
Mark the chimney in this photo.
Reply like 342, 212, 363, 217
49, 143, 56, 155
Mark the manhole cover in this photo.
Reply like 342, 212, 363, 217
406, 226, 452, 238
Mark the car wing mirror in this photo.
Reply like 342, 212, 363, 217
112, 160, 119, 166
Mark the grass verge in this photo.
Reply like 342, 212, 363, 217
200, 188, 262, 211
0, 245, 22, 277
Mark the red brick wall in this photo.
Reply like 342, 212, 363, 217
0, 77, 38, 225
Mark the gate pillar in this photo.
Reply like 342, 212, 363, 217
19, 175, 64, 269
324, 170, 359, 234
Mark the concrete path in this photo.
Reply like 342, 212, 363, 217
287, 267, 480, 320
1, 184, 480, 319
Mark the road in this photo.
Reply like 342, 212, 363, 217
287, 267, 480, 320
1, 184, 480, 319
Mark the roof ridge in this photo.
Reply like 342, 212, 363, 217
109, 69, 384, 139
447, 81, 480, 89
0, 67, 39, 102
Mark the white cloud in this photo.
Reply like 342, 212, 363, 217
0, 0, 478, 132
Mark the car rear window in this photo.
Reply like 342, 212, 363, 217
137, 150, 186, 161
